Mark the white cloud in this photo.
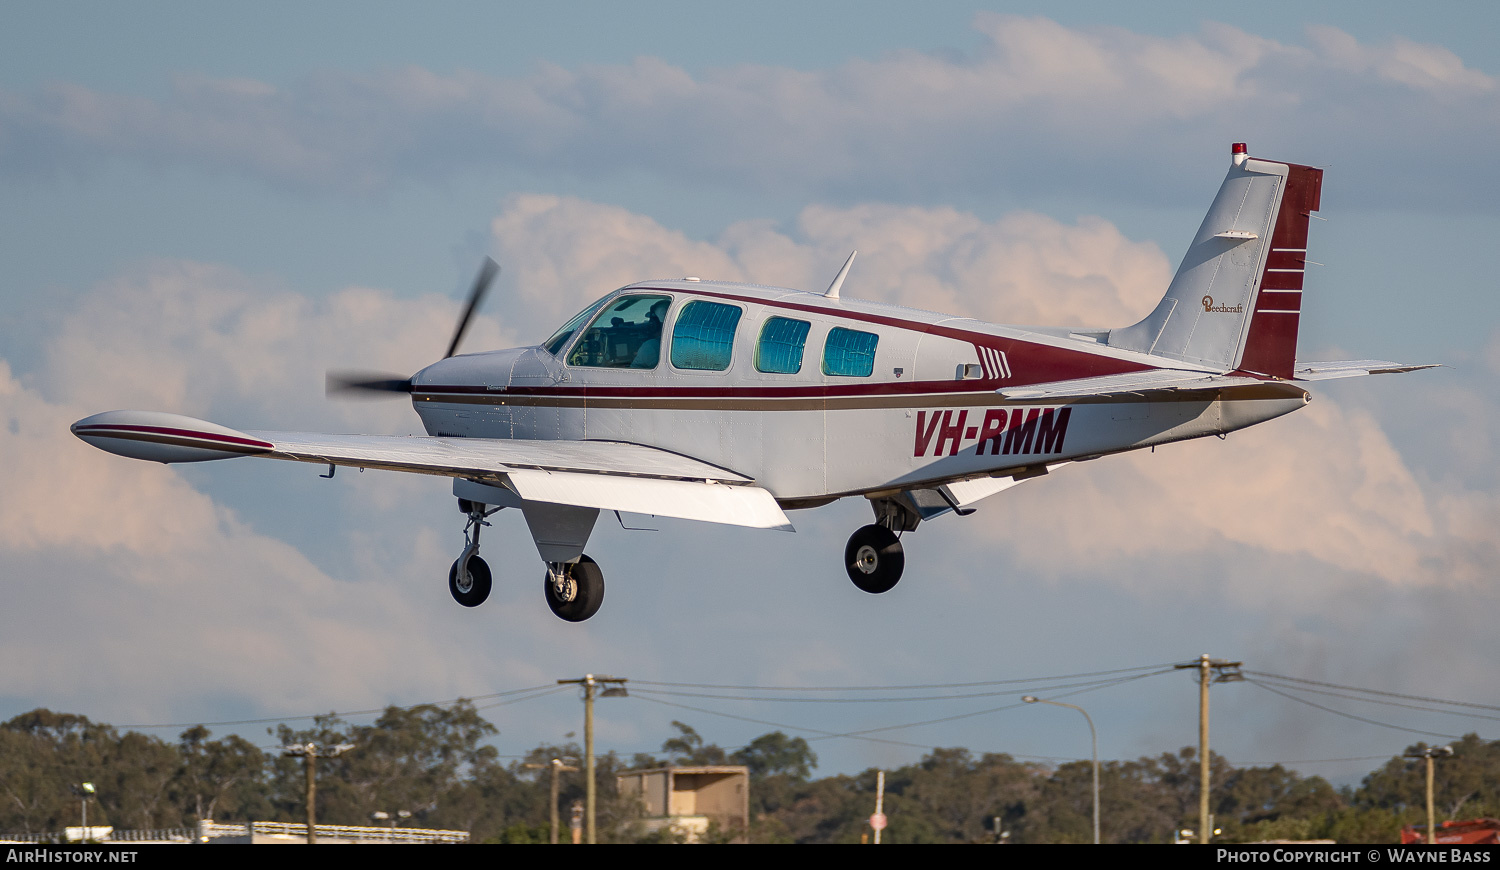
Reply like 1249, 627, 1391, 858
970, 397, 1495, 588
1307, 25, 1495, 94
37, 259, 513, 433
489, 193, 1172, 339
0, 270, 579, 723
1, 18, 1494, 209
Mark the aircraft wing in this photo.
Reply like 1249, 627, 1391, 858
996, 369, 1269, 400
71, 410, 792, 531
1292, 360, 1440, 381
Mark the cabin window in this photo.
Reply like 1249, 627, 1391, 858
755, 316, 811, 374
543, 296, 609, 357
566, 294, 672, 368
822, 327, 879, 377
670, 301, 743, 371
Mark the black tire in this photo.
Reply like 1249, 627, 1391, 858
544, 555, 605, 622
449, 555, 493, 607
845, 525, 904, 594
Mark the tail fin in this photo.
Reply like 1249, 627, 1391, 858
1110, 144, 1323, 378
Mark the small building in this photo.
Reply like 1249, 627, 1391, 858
616, 766, 749, 843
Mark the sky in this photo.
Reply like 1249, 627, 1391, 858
2, 1, 1498, 800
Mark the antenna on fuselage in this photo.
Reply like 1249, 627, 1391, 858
823, 250, 857, 299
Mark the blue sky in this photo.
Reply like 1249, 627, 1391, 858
2, 2, 1497, 796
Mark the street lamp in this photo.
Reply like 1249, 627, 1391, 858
1023, 696, 1100, 844
72, 782, 96, 835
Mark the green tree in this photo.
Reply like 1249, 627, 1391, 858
172, 726, 271, 823
661, 721, 727, 766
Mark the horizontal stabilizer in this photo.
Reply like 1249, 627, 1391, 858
998, 369, 1269, 400
1292, 360, 1440, 381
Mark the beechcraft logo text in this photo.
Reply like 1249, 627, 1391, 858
914, 408, 1072, 457
1202, 295, 1244, 313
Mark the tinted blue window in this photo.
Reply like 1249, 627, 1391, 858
822, 327, 878, 377
755, 316, 811, 374
671, 301, 743, 371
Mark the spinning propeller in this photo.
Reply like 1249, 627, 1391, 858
326, 257, 499, 399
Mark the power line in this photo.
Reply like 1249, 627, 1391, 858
1250, 675, 1500, 723
112, 684, 558, 730
1224, 755, 1394, 766
627, 692, 1083, 764
625, 673, 1160, 704
628, 662, 1180, 692
1245, 678, 1467, 741
1245, 670, 1500, 714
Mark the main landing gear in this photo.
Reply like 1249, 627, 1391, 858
544, 555, 605, 622
845, 525, 904, 594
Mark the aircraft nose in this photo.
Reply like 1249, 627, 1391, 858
412, 347, 527, 391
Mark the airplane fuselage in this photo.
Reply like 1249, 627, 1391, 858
410, 280, 1309, 504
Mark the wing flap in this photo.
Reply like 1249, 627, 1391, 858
506, 470, 792, 531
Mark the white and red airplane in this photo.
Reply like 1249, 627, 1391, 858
73, 144, 1432, 622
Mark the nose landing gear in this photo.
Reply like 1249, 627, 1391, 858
450, 500, 498, 607
545, 555, 605, 622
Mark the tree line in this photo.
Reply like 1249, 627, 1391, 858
1, 706, 1495, 843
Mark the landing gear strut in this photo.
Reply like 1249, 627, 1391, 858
544, 555, 605, 622
845, 524, 904, 593
450, 500, 497, 607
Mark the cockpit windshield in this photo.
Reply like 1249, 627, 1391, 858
566, 294, 672, 369
542, 296, 609, 357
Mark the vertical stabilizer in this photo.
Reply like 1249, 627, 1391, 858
1110, 145, 1322, 378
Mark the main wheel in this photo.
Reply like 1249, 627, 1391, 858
449, 555, 493, 607
845, 525, 904, 594
544, 555, 605, 622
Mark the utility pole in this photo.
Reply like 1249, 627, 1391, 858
558, 674, 627, 844
1404, 745, 1454, 844
282, 742, 354, 844
1174, 654, 1242, 844
526, 757, 580, 844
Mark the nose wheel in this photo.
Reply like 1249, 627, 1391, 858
449, 555, 492, 607
450, 499, 499, 608
845, 524, 904, 593
545, 555, 605, 622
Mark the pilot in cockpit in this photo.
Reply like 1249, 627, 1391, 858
631, 299, 670, 368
